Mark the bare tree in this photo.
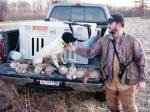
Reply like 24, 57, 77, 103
52, 0, 60, 4
32, 1, 44, 19
17, 1, 30, 14
9, 2, 17, 12
52, 0, 67, 4
134, 0, 150, 17
0, 0, 8, 21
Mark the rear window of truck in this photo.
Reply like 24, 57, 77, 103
50, 6, 107, 23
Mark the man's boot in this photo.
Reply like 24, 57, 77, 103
111, 110, 120, 112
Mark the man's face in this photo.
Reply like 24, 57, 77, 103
107, 22, 118, 35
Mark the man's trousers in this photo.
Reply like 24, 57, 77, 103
105, 86, 138, 112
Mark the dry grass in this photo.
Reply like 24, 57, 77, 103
2, 86, 106, 112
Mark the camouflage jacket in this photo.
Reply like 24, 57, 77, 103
75, 32, 147, 84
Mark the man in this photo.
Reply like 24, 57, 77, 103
66, 14, 147, 112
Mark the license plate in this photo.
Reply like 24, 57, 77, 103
40, 80, 60, 86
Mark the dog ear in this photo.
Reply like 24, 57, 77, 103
62, 32, 77, 44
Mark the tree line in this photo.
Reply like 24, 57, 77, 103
0, 0, 150, 21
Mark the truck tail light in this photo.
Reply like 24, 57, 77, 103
75, 3, 81, 6
1, 32, 9, 62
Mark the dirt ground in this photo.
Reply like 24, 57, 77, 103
0, 17, 150, 112
124, 17, 150, 112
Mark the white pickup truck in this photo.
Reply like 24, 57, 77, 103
0, 2, 110, 91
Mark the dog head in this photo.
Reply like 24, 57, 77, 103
62, 32, 77, 44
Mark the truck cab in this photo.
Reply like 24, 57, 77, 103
45, 2, 110, 24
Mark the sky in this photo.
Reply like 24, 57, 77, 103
8, 0, 136, 7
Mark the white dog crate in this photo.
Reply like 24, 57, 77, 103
19, 21, 93, 64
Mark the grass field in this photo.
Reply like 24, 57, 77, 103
0, 17, 150, 112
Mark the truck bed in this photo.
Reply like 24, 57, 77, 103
0, 62, 101, 84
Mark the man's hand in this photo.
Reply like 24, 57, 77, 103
66, 44, 75, 51
136, 81, 145, 93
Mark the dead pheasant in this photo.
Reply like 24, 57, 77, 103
82, 69, 102, 84
58, 65, 68, 75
